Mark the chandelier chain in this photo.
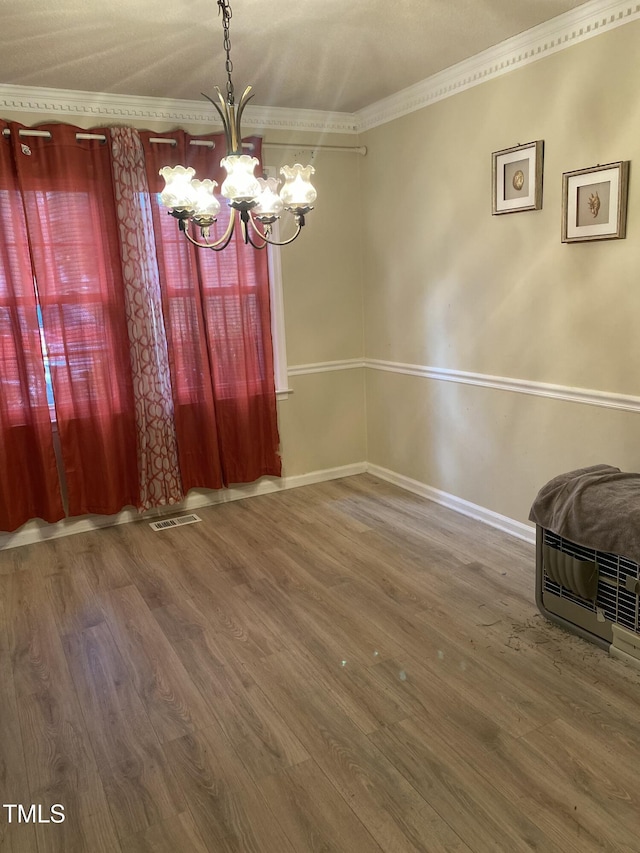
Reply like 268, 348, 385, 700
159, 0, 317, 250
217, 0, 235, 105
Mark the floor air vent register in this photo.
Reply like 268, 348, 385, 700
535, 526, 640, 668
149, 514, 202, 531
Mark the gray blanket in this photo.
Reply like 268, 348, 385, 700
529, 464, 640, 565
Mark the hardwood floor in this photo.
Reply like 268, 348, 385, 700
1, 474, 640, 852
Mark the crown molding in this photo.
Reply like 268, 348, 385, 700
1, 0, 637, 137
0, 84, 358, 134
356, 0, 640, 131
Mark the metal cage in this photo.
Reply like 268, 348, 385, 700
535, 525, 640, 652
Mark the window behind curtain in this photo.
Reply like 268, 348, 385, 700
24, 186, 132, 420
140, 130, 281, 489
154, 200, 270, 401
0, 186, 48, 427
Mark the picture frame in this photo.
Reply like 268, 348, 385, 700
561, 161, 629, 243
492, 140, 544, 215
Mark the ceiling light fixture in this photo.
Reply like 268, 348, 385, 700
158, 0, 317, 252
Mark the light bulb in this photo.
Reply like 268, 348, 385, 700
254, 176, 284, 220
159, 165, 197, 210
220, 154, 261, 203
279, 164, 317, 209
191, 179, 221, 218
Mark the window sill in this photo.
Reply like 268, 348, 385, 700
276, 389, 293, 401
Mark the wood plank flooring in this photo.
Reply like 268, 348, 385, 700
1, 474, 640, 852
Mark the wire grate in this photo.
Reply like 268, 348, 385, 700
148, 513, 202, 531
543, 530, 640, 633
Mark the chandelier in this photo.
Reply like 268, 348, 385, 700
158, 0, 317, 251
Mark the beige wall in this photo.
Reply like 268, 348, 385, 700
264, 139, 367, 475
279, 369, 366, 477
361, 21, 640, 524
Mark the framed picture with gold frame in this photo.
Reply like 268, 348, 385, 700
561, 161, 629, 243
492, 140, 544, 214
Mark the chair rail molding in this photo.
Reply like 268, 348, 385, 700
288, 359, 366, 376
287, 357, 640, 413
366, 359, 640, 414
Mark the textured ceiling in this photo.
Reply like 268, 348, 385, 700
2, 0, 592, 113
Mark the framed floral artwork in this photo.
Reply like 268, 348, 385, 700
492, 140, 544, 214
562, 161, 629, 242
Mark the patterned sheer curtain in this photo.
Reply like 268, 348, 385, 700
110, 127, 183, 511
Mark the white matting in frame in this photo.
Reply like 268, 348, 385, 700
562, 161, 629, 243
492, 140, 543, 215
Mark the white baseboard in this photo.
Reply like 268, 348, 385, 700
174, 462, 369, 511
0, 462, 367, 551
0, 459, 533, 551
366, 463, 536, 545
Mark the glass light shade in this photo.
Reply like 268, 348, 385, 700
220, 154, 261, 202
159, 165, 197, 210
190, 179, 221, 218
253, 176, 284, 218
279, 164, 317, 208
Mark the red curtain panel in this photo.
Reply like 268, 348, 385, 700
8, 122, 140, 518
141, 130, 281, 489
0, 121, 65, 530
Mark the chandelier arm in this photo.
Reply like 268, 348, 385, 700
202, 90, 234, 152
246, 213, 304, 247
260, 224, 303, 247
239, 209, 272, 250
243, 223, 267, 250
234, 86, 255, 152
180, 210, 237, 251
239, 212, 250, 245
